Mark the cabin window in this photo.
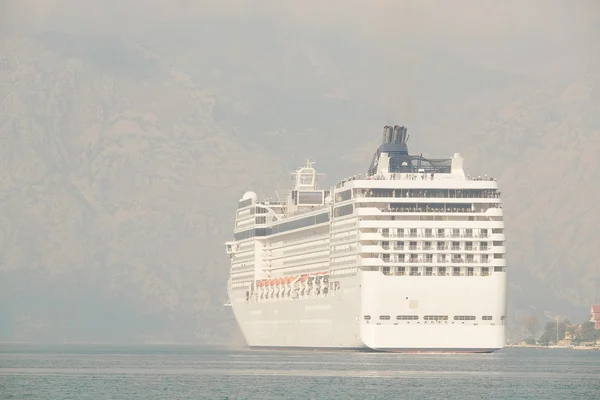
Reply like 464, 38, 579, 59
454, 316, 476, 320
337, 190, 352, 202
334, 204, 353, 217
424, 315, 448, 321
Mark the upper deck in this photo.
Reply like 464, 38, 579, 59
334, 171, 500, 192
233, 124, 501, 232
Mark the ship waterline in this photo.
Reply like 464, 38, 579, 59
226, 124, 507, 352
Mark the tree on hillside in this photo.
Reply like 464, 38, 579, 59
538, 319, 570, 345
521, 315, 541, 338
576, 322, 599, 344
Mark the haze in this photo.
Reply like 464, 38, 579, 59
0, 0, 598, 344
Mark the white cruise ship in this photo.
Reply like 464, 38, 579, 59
225, 125, 507, 353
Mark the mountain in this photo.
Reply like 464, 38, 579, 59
464, 61, 600, 317
0, 27, 598, 344
0, 32, 283, 343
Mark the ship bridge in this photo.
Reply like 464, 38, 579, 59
368, 125, 452, 176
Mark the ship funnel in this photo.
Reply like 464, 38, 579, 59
394, 125, 408, 144
382, 125, 409, 145
382, 126, 393, 144
369, 124, 411, 176
390, 125, 398, 144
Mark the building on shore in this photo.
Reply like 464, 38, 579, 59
591, 305, 600, 330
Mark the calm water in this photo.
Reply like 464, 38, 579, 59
1, 345, 599, 399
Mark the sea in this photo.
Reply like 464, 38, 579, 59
0, 344, 599, 399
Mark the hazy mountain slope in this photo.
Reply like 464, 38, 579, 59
145, 22, 538, 177
0, 33, 283, 343
463, 54, 600, 312
1, 26, 598, 344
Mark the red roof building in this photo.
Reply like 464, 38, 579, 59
591, 305, 600, 329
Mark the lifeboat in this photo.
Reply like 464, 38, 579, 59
300, 275, 309, 282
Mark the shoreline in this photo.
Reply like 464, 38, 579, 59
505, 344, 599, 350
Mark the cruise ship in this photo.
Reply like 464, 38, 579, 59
225, 125, 507, 353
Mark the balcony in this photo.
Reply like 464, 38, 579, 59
355, 205, 502, 215
358, 245, 384, 253
359, 188, 501, 199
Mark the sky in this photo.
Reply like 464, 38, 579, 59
2, 0, 599, 39
3, 0, 598, 82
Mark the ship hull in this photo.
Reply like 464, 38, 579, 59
229, 271, 506, 353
